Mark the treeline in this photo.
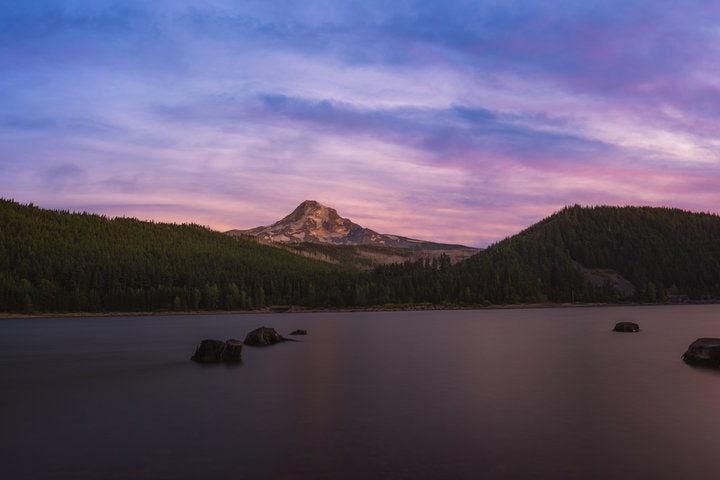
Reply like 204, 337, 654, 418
0, 199, 361, 313
541, 205, 720, 300
2, 200, 720, 314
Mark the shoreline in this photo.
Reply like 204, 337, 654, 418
1, 301, 714, 319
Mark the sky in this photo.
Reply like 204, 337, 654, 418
2, 0, 720, 247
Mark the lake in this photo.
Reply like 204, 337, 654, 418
2, 305, 720, 479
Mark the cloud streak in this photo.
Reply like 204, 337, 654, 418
2, 0, 720, 247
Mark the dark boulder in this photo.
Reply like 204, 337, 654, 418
244, 326, 288, 346
290, 329, 307, 335
191, 339, 225, 363
683, 338, 720, 367
221, 339, 244, 361
613, 322, 639, 332
191, 339, 244, 363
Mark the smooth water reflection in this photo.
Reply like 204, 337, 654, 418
2, 305, 720, 479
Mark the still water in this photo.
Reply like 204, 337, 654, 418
2, 305, 720, 479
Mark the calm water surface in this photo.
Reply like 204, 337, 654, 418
2, 305, 720, 479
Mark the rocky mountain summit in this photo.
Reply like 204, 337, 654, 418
226, 200, 471, 250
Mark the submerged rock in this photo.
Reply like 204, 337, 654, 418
244, 326, 288, 346
191, 339, 244, 363
613, 322, 640, 332
221, 339, 244, 361
290, 329, 307, 335
191, 339, 225, 363
682, 338, 720, 367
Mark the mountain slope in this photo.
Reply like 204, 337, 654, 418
227, 200, 472, 250
533, 205, 720, 298
281, 242, 479, 269
445, 205, 720, 303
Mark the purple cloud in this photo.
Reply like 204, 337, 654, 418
2, 0, 720, 247
157, 93, 617, 170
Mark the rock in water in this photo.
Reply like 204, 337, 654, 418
221, 339, 244, 361
244, 326, 287, 346
613, 322, 640, 332
191, 339, 226, 363
290, 329, 307, 335
682, 338, 720, 367
191, 339, 243, 363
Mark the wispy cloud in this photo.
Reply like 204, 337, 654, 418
2, 0, 720, 246
158, 92, 617, 168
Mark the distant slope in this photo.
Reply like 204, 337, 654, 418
0, 199, 356, 313
453, 205, 720, 303
227, 200, 474, 250
281, 242, 480, 269
354, 205, 720, 307
539, 205, 720, 298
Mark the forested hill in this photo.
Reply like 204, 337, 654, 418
2, 200, 720, 314
0, 199, 357, 313
348, 205, 720, 307
448, 205, 720, 303
519, 205, 720, 295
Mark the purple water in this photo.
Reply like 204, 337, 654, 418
2, 305, 720, 479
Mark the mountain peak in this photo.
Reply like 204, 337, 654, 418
276, 200, 346, 235
228, 200, 360, 244
288, 200, 339, 222
297, 199, 322, 209
227, 201, 471, 250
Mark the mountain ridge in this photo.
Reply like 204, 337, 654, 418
226, 200, 473, 250
2, 199, 719, 314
